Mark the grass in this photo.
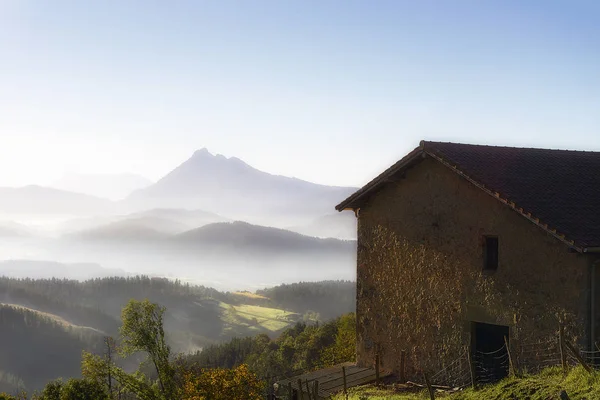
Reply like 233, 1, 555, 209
231, 291, 269, 300
218, 301, 300, 334
332, 366, 600, 400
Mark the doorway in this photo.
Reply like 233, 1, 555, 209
471, 322, 509, 383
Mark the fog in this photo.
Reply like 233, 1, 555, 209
0, 149, 359, 292
0, 220, 356, 292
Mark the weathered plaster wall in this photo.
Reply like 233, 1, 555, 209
355, 156, 589, 378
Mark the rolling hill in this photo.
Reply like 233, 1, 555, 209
57, 208, 228, 236
0, 259, 129, 280
0, 185, 114, 216
0, 304, 105, 393
51, 172, 153, 200
0, 276, 355, 392
0, 221, 35, 237
66, 220, 355, 257
173, 221, 354, 254
69, 219, 171, 241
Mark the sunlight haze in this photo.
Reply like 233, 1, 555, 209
1, 1, 599, 188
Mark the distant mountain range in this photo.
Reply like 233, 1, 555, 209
174, 221, 353, 254
0, 260, 129, 280
51, 172, 152, 200
0, 149, 358, 238
0, 221, 35, 237
124, 149, 357, 224
0, 186, 114, 216
58, 208, 227, 236
69, 220, 355, 257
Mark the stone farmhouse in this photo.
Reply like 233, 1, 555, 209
336, 140, 600, 381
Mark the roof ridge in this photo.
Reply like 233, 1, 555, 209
421, 140, 600, 154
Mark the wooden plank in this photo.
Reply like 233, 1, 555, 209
319, 370, 392, 397
319, 369, 376, 391
321, 374, 385, 396
277, 364, 384, 398
313, 368, 370, 387
317, 368, 375, 389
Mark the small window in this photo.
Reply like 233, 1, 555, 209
484, 236, 499, 271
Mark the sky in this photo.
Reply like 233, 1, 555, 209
1, 0, 600, 188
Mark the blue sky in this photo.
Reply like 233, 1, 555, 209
1, 0, 599, 188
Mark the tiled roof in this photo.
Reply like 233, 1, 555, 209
336, 140, 600, 250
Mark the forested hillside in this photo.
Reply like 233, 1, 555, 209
0, 276, 355, 393
256, 280, 356, 320
0, 305, 104, 393
0, 296, 355, 400
187, 313, 356, 380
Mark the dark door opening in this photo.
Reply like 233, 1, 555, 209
471, 322, 509, 384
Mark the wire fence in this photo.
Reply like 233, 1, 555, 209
429, 348, 471, 388
425, 328, 600, 391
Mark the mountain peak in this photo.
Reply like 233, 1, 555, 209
190, 149, 248, 167
192, 148, 212, 158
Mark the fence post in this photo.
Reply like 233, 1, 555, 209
313, 380, 319, 399
565, 341, 593, 374
375, 353, 380, 386
467, 349, 476, 389
305, 380, 313, 400
342, 366, 348, 399
288, 382, 293, 400
297, 379, 304, 400
559, 323, 567, 374
423, 371, 435, 400
400, 350, 406, 383
504, 336, 516, 376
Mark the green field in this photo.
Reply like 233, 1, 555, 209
218, 301, 303, 335
333, 366, 600, 400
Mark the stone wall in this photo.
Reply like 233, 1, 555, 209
355, 156, 590, 379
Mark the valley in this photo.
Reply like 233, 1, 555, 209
0, 148, 359, 394
0, 276, 355, 393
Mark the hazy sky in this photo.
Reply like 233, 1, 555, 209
1, 0, 600, 188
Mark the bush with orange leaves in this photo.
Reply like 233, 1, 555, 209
181, 364, 265, 400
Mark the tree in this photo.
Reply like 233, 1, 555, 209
0, 393, 27, 400
119, 300, 176, 400
320, 313, 356, 366
181, 364, 264, 400
59, 378, 109, 400
36, 380, 63, 400
34, 378, 108, 400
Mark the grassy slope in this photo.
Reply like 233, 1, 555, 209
2, 294, 308, 345
0, 303, 107, 335
218, 301, 303, 335
334, 367, 600, 400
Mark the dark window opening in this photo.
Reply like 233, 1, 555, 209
471, 322, 509, 383
484, 236, 498, 271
